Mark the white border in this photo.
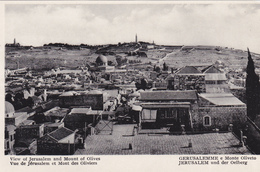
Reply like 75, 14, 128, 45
1, 1, 260, 172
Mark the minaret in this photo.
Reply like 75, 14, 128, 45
135, 34, 138, 43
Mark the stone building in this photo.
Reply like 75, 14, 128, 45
37, 127, 77, 155
63, 108, 92, 131
202, 65, 229, 93
138, 90, 246, 133
44, 122, 65, 134
167, 65, 229, 93
14, 124, 45, 155
139, 90, 198, 131
5, 125, 16, 155
16, 124, 44, 139
63, 107, 104, 131
95, 55, 115, 72
5, 112, 28, 126
167, 66, 206, 93
59, 90, 103, 110
197, 93, 246, 131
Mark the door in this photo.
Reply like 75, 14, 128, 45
177, 108, 191, 131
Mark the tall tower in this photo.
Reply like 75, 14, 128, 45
14, 38, 16, 45
135, 34, 138, 43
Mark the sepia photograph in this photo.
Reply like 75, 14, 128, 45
3, 1, 260, 160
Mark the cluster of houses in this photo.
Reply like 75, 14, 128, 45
136, 64, 246, 132
5, 54, 248, 155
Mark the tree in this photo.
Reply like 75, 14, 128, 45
163, 62, 168, 71
14, 92, 25, 110
140, 78, 148, 89
246, 48, 260, 121
116, 56, 127, 66
153, 65, 161, 73
135, 78, 149, 90
107, 61, 114, 66
26, 97, 34, 108
5, 93, 14, 104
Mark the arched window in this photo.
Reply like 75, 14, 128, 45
203, 115, 211, 126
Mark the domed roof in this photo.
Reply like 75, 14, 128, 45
5, 101, 15, 115
96, 55, 108, 64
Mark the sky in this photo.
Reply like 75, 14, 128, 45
5, 3, 260, 53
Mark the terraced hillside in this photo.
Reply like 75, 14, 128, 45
163, 47, 260, 70
5, 45, 260, 74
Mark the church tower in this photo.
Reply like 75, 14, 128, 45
135, 34, 138, 43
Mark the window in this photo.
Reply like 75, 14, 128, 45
142, 109, 157, 120
203, 115, 211, 126
217, 80, 226, 84
6, 141, 9, 149
206, 81, 215, 84
165, 109, 170, 118
165, 109, 177, 118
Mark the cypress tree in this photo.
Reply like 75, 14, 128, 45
163, 62, 168, 71
246, 48, 260, 121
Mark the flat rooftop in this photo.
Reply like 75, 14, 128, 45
74, 124, 252, 155
199, 93, 245, 106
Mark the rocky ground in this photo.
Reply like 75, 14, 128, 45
5, 45, 260, 73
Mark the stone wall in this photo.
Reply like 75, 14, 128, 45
64, 114, 91, 131
16, 124, 44, 139
192, 106, 247, 131
246, 118, 260, 154
5, 113, 27, 126
37, 141, 76, 155
172, 75, 206, 93
230, 88, 246, 103
205, 83, 230, 93
44, 123, 64, 134
59, 94, 103, 110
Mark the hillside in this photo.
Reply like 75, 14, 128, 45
5, 44, 260, 74
163, 47, 259, 69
